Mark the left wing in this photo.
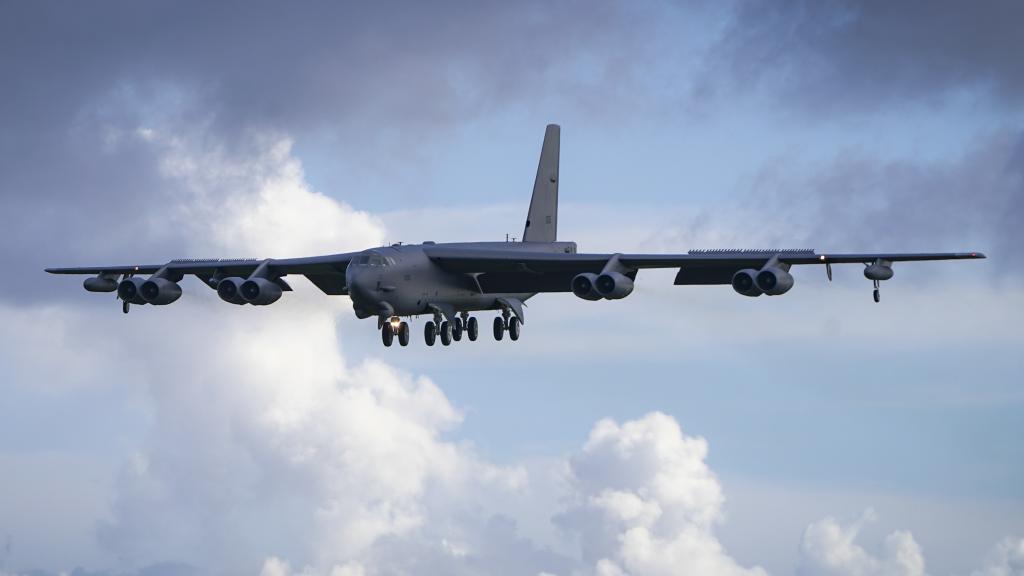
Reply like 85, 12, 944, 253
424, 246, 985, 298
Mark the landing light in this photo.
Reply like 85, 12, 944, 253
390, 316, 401, 330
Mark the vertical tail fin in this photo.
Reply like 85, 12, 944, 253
523, 124, 560, 242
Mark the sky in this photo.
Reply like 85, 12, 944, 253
1, 1, 1023, 575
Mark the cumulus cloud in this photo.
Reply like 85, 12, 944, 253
797, 510, 926, 576
557, 413, 767, 576
64, 127, 524, 573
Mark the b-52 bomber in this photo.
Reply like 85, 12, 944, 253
48, 125, 985, 347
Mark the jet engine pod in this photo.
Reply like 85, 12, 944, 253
595, 271, 634, 299
117, 277, 148, 304
240, 278, 282, 305
217, 277, 248, 305
571, 273, 602, 301
864, 263, 894, 281
755, 267, 794, 295
140, 277, 182, 305
731, 269, 763, 297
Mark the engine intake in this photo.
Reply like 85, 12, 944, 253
117, 277, 148, 304
571, 273, 602, 301
731, 269, 762, 297
755, 267, 794, 295
595, 272, 634, 299
240, 278, 283, 305
217, 277, 248, 305
140, 277, 182, 305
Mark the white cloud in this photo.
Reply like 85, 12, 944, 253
971, 537, 1024, 576
797, 510, 926, 576
557, 412, 768, 576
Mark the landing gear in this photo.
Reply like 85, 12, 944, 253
872, 279, 881, 303
424, 321, 437, 346
452, 317, 463, 341
387, 312, 480, 347
398, 321, 410, 346
508, 317, 521, 341
122, 301, 130, 314
493, 307, 522, 342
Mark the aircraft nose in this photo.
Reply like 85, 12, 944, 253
347, 270, 376, 302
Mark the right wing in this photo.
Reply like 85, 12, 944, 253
46, 252, 357, 295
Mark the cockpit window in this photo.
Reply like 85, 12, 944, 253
355, 252, 393, 266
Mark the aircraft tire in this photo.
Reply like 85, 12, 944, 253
382, 324, 394, 347
425, 321, 437, 346
467, 317, 478, 341
398, 322, 410, 346
508, 317, 521, 341
493, 317, 504, 341
440, 321, 452, 346
873, 289, 880, 303
452, 318, 463, 341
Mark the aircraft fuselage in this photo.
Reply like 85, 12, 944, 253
345, 240, 577, 319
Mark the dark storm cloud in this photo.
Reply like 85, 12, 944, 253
0, 1, 655, 139
713, 0, 1024, 110
0, 1, 661, 302
750, 130, 1024, 270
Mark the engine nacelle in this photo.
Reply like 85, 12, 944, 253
755, 267, 794, 295
117, 277, 148, 304
571, 273, 602, 301
731, 269, 763, 297
140, 277, 182, 305
83, 275, 118, 293
595, 271, 634, 299
240, 278, 283, 305
864, 263, 894, 281
217, 277, 248, 305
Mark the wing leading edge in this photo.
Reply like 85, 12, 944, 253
424, 246, 985, 292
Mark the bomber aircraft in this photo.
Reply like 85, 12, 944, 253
48, 125, 985, 347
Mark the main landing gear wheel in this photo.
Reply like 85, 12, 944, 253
424, 321, 437, 346
398, 321, 410, 346
508, 317, 521, 341
493, 317, 504, 341
440, 321, 453, 346
381, 324, 394, 347
466, 317, 479, 341
873, 289, 880, 303
122, 301, 130, 314
452, 317, 463, 341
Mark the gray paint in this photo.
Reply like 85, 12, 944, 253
523, 124, 560, 242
